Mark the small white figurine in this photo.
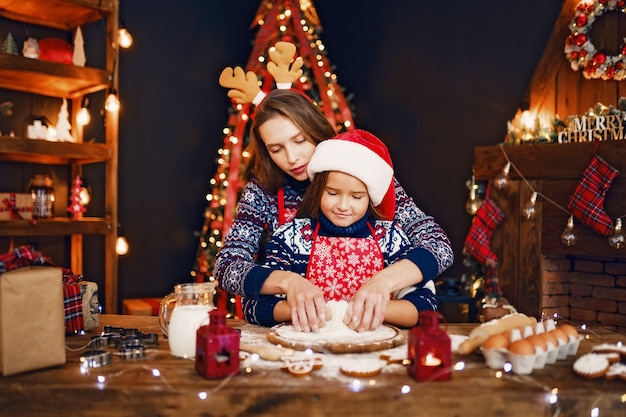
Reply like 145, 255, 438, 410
22, 37, 39, 59
55, 99, 74, 142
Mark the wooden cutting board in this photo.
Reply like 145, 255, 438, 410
266, 323, 406, 354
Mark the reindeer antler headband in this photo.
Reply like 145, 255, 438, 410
219, 41, 304, 106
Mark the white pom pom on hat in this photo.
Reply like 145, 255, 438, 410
306, 129, 395, 219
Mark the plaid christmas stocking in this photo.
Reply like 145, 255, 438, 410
464, 198, 504, 267
567, 154, 619, 236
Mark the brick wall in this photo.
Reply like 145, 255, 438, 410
542, 256, 626, 330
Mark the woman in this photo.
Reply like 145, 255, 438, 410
214, 89, 453, 332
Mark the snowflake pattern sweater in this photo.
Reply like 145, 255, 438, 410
244, 214, 438, 326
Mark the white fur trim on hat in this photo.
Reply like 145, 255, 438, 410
307, 140, 394, 206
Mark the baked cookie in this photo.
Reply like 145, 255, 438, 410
605, 362, 626, 382
340, 358, 386, 378
573, 353, 610, 379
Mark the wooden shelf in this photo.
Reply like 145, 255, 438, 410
0, 217, 113, 236
0, 0, 120, 313
0, 0, 114, 31
0, 55, 110, 99
0, 137, 112, 164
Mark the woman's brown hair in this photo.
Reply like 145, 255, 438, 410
247, 89, 336, 193
297, 171, 385, 220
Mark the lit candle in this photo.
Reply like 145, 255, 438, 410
423, 352, 442, 367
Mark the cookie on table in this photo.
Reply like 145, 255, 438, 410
340, 358, 386, 378
605, 362, 626, 382
573, 353, 610, 379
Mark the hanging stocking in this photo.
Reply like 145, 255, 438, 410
567, 154, 619, 236
464, 197, 505, 267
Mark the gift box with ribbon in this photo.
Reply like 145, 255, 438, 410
0, 193, 33, 220
0, 246, 100, 335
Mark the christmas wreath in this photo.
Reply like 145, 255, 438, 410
564, 0, 626, 81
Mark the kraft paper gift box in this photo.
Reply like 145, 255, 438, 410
0, 193, 33, 220
0, 266, 66, 376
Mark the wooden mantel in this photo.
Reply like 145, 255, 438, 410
472, 140, 626, 318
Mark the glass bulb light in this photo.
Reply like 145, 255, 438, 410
76, 107, 90, 126
494, 162, 510, 189
79, 186, 90, 206
117, 27, 133, 49
561, 215, 577, 246
76, 96, 90, 126
116, 236, 129, 255
116, 224, 129, 255
105, 89, 120, 113
522, 192, 538, 221
465, 187, 482, 215
608, 218, 625, 249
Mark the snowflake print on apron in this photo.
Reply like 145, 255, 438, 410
306, 222, 384, 301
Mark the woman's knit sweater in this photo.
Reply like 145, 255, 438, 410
215, 175, 453, 302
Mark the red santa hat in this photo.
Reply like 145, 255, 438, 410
307, 129, 395, 219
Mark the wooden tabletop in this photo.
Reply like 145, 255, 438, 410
1, 314, 625, 417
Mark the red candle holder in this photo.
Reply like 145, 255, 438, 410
407, 311, 451, 381
195, 309, 240, 379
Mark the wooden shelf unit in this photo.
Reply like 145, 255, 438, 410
0, 0, 120, 313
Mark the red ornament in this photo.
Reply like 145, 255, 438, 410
605, 66, 616, 78
575, 33, 587, 46
618, 1, 625, 8
575, 14, 588, 27
593, 52, 607, 65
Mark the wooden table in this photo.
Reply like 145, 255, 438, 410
1, 315, 625, 417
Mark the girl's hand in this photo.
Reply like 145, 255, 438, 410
283, 276, 327, 333
344, 277, 392, 332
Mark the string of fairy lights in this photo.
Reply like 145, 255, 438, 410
467, 144, 626, 250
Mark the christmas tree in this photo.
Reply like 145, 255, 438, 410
1, 32, 18, 55
191, 0, 355, 317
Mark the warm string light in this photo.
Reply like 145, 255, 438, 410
116, 224, 129, 255
496, 144, 626, 248
465, 175, 483, 215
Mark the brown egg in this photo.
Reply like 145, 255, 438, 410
508, 339, 535, 356
540, 331, 558, 349
526, 334, 547, 352
550, 329, 569, 346
558, 324, 579, 341
483, 334, 509, 350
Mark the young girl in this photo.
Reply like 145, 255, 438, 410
214, 89, 453, 332
253, 129, 437, 330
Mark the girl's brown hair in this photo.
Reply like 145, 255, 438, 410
297, 171, 385, 220
247, 89, 337, 193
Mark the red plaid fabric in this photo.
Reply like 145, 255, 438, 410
464, 198, 504, 266
568, 154, 619, 237
484, 265, 503, 298
0, 245, 85, 334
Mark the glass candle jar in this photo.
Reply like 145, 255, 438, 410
30, 174, 55, 218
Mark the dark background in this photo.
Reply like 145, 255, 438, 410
1, 1, 565, 311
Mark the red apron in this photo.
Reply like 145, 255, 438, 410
305, 221, 384, 301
